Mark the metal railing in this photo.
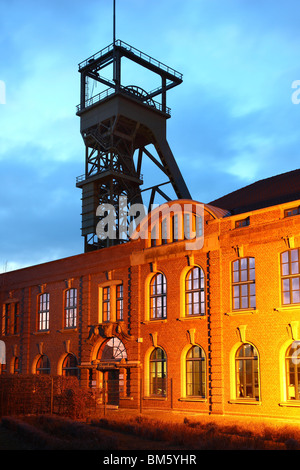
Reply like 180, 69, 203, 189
78, 39, 183, 81
76, 85, 171, 114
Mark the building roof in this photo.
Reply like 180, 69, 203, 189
209, 168, 300, 215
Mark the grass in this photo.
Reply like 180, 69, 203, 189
1, 412, 300, 450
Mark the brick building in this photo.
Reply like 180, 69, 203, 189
1, 168, 300, 420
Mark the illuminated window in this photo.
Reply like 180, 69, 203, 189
116, 284, 123, 321
235, 344, 259, 400
100, 337, 127, 362
149, 209, 202, 247
172, 214, 179, 242
281, 249, 300, 305
38, 293, 50, 331
150, 225, 157, 247
232, 258, 256, 310
184, 213, 203, 240
2, 302, 19, 335
195, 215, 203, 237
65, 288, 77, 328
62, 353, 78, 377
184, 213, 191, 240
185, 266, 205, 316
99, 283, 124, 323
235, 217, 250, 228
150, 273, 167, 319
102, 287, 111, 322
284, 206, 300, 217
186, 345, 206, 397
149, 347, 167, 396
286, 341, 300, 400
36, 355, 50, 375
161, 218, 168, 244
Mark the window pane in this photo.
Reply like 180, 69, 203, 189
293, 291, 300, 303
233, 285, 240, 298
283, 291, 291, 304
282, 263, 290, 276
282, 251, 289, 264
240, 269, 248, 282
249, 268, 255, 281
241, 284, 248, 296
292, 261, 300, 275
232, 258, 255, 310
185, 267, 205, 316
291, 249, 299, 262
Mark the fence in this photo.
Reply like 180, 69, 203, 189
0, 374, 179, 419
0, 375, 101, 419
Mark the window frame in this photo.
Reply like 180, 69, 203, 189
36, 354, 50, 375
232, 257, 256, 310
149, 272, 167, 320
2, 302, 19, 336
235, 343, 259, 401
186, 345, 206, 398
64, 288, 77, 329
284, 206, 300, 218
62, 353, 78, 377
185, 266, 205, 317
281, 249, 300, 306
285, 341, 300, 400
99, 282, 124, 323
149, 347, 167, 397
116, 284, 124, 321
38, 293, 50, 331
102, 286, 111, 322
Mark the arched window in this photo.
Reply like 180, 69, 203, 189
281, 249, 300, 305
99, 337, 127, 362
13, 357, 20, 374
65, 288, 77, 328
150, 273, 167, 319
149, 347, 167, 396
186, 345, 206, 397
62, 353, 78, 377
286, 341, 300, 400
232, 257, 256, 310
235, 344, 259, 400
36, 355, 50, 375
185, 267, 205, 316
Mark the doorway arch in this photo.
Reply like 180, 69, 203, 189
96, 337, 128, 406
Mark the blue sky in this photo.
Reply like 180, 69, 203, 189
0, 0, 300, 272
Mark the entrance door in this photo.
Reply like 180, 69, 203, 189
107, 369, 119, 405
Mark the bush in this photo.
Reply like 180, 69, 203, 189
0, 375, 97, 419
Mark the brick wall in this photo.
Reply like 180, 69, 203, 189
1, 200, 300, 419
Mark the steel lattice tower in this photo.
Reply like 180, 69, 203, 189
76, 39, 191, 252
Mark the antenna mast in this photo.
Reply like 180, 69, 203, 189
113, 0, 116, 45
